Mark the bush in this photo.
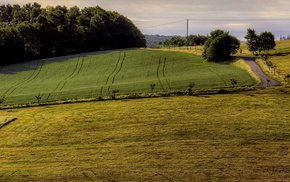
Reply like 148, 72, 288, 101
202, 30, 240, 62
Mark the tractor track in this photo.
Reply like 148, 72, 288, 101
54, 55, 85, 91
157, 57, 165, 91
98, 53, 114, 96
4, 59, 45, 96
108, 52, 126, 94
100, 51, 124, 96
101, 52, 121, 95
147, 55, 154, 79
162, 57, 172, 91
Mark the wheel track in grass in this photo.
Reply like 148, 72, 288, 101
61, 55, 85, 90
99, 53, 115, 96
53, 55, 85, 91
147, 55, 153, 79
1, 111, 53, 147
120, 52, 132, 80
101, 52, 121, 95
162, 57, 172, 91
4, 59, 45, 96
107, 52, 126, 94
157, 57, 165, 91
59, 55, 85, 91
100, 51, 122, 96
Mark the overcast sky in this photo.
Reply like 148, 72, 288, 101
2, 0, 290, 40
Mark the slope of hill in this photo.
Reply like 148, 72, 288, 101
0, 49, 256, 105
238, 40, 290, 85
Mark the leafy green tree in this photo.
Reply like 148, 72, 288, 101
244, 28, 276, 57
25, 3, 42, 23
202, 30, 240, 62
68, 6, 81, 25
259, 31, 276, 55
184, 34, 208, 49
168, 36, 184, 48
11, 4, 27, 25
210, 29, 225, 38
244, 28, 260, 55
164, 39, 171, 48
16, 22, 39, 57
0, 26, 24, 65
0, 4, 13, 25
0, 3, 146, 65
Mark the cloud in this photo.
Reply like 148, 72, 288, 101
2, 0, 290, 39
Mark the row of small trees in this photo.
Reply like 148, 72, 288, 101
159, 34, 208, 48
244, 28, 276, 58
244, 29, 290, 85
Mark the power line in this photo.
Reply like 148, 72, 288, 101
143, 19, 186, 29
143, 18, 290, 30
188, 18, 290, 21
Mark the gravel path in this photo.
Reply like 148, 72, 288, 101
240, 57, 281, 87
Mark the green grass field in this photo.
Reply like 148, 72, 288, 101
0, 87, 290, 181
0, 49, 256, 105
1, 42, 290, 181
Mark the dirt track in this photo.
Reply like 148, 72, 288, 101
241, 57, 281, 87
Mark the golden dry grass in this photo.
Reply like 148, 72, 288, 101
1, 87, 290, 181
155, 45, 204, 56
238, 41, 290, 85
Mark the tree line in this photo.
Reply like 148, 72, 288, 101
0, 3, 146, 65
159, 34, 208, 48
158, 28, 276, 63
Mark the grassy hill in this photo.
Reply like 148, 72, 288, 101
160, 40, 290, 86
238, 40, 290, 85
0, 49, 256, 105
1, 42, 290, 181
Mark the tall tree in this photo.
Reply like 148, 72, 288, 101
259, 31, 276, 55
202, 30, 240, 62
16, 21, 39, 57
244, 28, 276, 57
0, 4, 13, 25
0, 3, 146, 65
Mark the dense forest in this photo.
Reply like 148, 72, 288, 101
0, 3, 146, 65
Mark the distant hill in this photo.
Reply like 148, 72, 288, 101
144, 34, 184, 48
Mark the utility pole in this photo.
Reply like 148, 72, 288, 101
186, 19, 189, 37
186, 19, 189, 50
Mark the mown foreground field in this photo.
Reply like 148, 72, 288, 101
1, 87, 290, 181
0, 49, 255, 105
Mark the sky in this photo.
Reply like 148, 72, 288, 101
1, 0, 290, 40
